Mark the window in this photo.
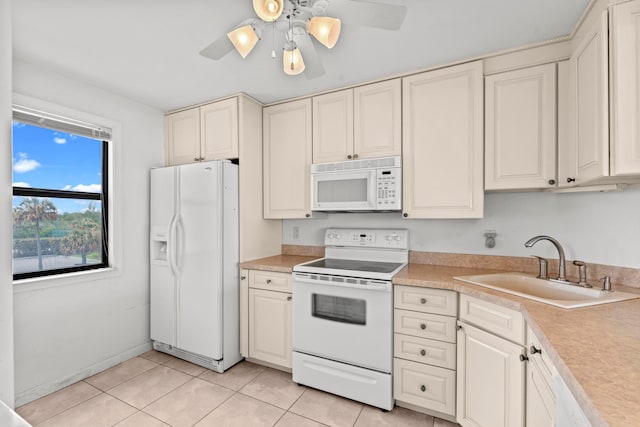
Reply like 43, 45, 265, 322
12, 107, 110, 280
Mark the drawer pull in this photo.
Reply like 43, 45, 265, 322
266, 279, 272, 284
420, 298, 427, 304
420, 385, 427, 392
519, 354, 529, 362
420, 323, 427, 330
240, 276, 246, 280
287, 296, 292, 301
420, 349, 426, 356
530, 345, 542, 355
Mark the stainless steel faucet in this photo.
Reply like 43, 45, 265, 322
524, 235, 568, 282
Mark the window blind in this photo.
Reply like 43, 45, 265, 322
13, 105, 112, 141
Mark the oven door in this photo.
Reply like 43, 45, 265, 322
311, 169, 377, 211
292, 273, 392, 373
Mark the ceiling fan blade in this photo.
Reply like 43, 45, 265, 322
327, 0, 407, 30
296, 34, 325, 79
199, 34, 234, 60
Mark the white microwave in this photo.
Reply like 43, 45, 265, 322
311, 156, 401, 212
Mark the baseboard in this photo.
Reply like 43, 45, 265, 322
15, 341, 152, 407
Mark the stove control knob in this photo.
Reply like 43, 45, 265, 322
327, 233, 335, 240
335, 234, 341, 240
385, 234, 393, 241
393, 235, 402, 242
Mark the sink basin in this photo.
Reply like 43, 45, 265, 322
454, 273, 640, 309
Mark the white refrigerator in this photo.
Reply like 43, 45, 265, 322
149, 160, 241, 372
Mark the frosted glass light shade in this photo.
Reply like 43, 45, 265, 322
227, 25, 259, 58
283, 48, 305, 75
307, 17, 341, 48
253, 0, 284, 21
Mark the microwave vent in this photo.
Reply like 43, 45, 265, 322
312, 156, 399, 173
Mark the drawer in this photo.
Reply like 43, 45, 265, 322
393, 358, 456, 416
394, 285, 457, 316
459, 294, 525, 344
249, 270, 292, 293
527, 326, 557, 383
394, 333, 456, 370
394, 309, 457, 343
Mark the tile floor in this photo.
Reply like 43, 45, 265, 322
16, 350, 461, 427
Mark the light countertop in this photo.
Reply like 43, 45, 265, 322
242, 257, 640, 426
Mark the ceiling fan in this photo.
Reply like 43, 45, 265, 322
199, 0, 407, 78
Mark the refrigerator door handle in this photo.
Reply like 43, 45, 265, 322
175, 215, 185, 274
168, 215, 179, 277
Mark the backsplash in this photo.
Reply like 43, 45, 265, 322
283, 188, 640, 270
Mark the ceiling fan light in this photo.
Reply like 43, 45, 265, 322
283, 48, 305, 75
253, 0, 284, 22
227, 25, 259, 58
307, 17, 341, 49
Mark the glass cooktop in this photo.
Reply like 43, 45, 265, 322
300, 258, 404, 274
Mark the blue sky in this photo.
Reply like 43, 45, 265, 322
12, 121, 103, 214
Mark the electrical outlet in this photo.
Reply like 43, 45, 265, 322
293, 226, 300, 241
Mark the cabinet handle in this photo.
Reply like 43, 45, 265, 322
305, 213, 311, 218
548, 179, 556, 185
420, 349, 426, 356
347, 154, 353, 160
403, 213, 408, 218
194, 157, 200, 161
519, 354, 529, 362
266, 279, 272, 284
456, 324, 463, 331
240, 276, 246, 280
530, 345, 542, 355
567, 177, 576, 183
287, 296, 292, 301
353, 154, 359, 159
420, 385, 426, 392
420, 298, 427, 304
420, 323, 427, 330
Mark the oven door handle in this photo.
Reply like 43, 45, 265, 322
293, 275, 391, 292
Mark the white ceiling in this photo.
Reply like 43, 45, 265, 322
12, 0, 590, 112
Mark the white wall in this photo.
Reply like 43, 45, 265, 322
11, 58, 164, 405
283, 188, 640, 269
0, 0, 15, 408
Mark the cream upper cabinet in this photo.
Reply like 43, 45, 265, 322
165, 108, 200, 165
312, 80, 401, 163
353, 80, 402, 159
485, 63, 557, 190
610, 0, 640, 176
165, 97, 239, 165
200, 97, 239, 160
263, 99, 313, 219
566, 11, 609, 185
313, 89, 353, 163
402, 61, 484, 219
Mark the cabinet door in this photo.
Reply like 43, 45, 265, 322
568, 11, 609, 184
263, 99, 313, 218
312, 89, 353, 163
165, 108, 200, 165
249, 288, 292, 368
239, 269, 249, 357
485, 64, 557, 190
611, 0, 640, 176
526, 357, 555, 427
457, 322, 525, 427
200, 98, 238, 160
402, 61, 484, 218
354, 79, 402, 160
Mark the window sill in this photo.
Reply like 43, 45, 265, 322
13, 266, 121, 293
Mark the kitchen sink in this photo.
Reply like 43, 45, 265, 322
454, 272, 640, 309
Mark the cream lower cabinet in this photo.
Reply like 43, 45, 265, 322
263, 99, 313, 219
402, 61, 484, 218
393, 286, 458, 420
457, 295, 526, 427
484, 63, 557, 190
526, 327, 557, 427
247, 270, 292, 369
